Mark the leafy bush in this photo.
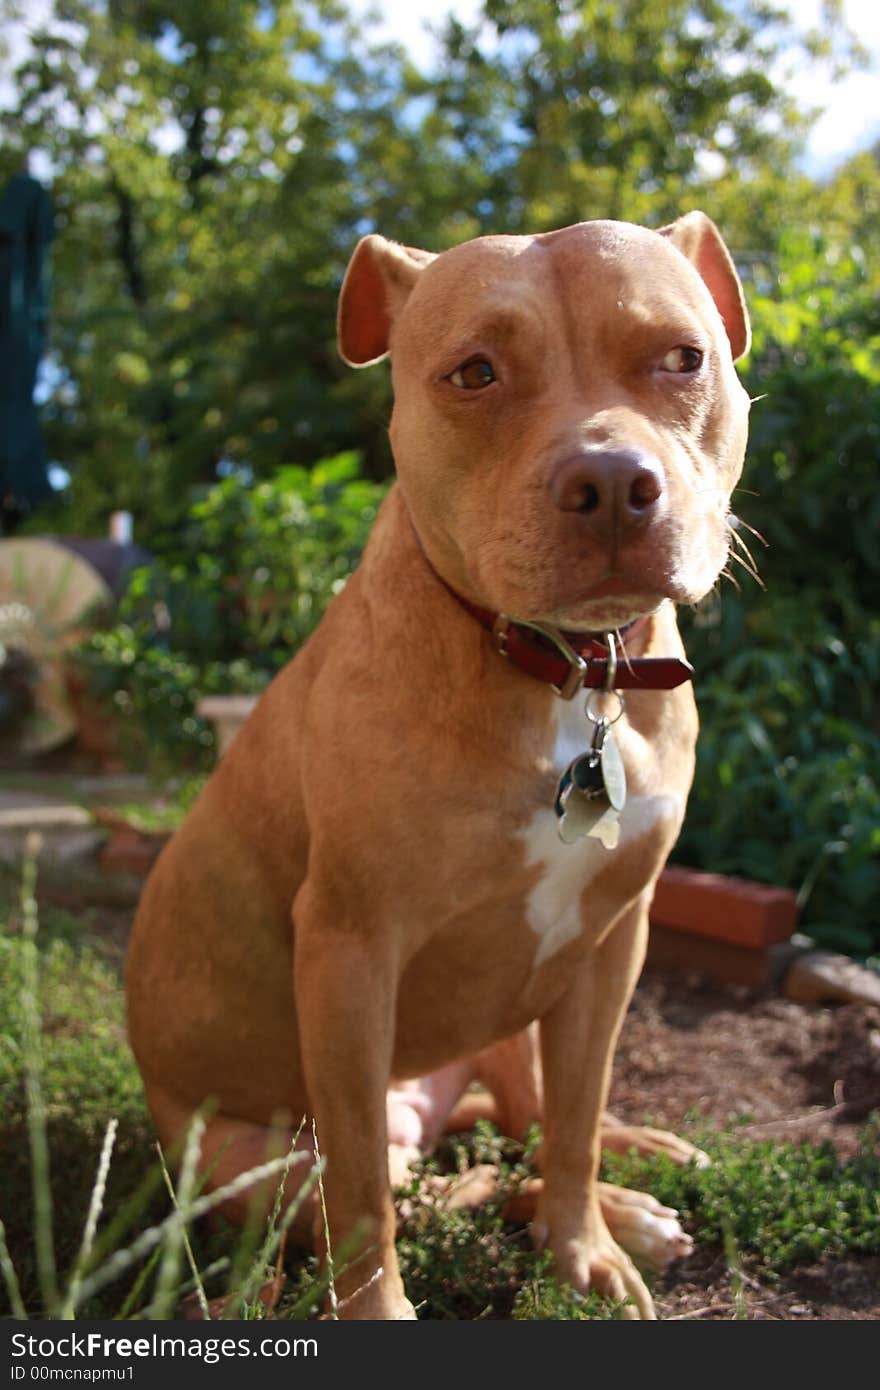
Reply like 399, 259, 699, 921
676, 230, 880, 958
68, 627, 215, 774
67, 452, 387, 771
125, 450, 386, 669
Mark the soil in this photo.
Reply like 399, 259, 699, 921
611, 965, 880, 1320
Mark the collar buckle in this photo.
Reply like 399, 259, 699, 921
492, 613, 589, 699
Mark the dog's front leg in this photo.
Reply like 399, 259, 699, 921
294, 882, 415, 1320
535, 894, 656, 1319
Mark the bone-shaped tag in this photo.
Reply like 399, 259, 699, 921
556, 776, 607, 844
585, 805, 620, 850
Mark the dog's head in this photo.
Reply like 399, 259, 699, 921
338, 214, 750, 631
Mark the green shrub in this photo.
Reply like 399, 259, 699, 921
66, 452, 388, 773
124, 450, 387, 672
676, 229, 880, 958
603, 1127, 880, 1274
68, 626, 216, 774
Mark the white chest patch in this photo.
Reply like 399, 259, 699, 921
522, 700, 680, 967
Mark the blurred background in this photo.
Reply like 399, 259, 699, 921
0, 0, 877, 960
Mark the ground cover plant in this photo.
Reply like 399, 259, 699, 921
2, 852, 878, 1321
0, 850, 326, 1321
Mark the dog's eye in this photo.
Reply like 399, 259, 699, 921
448, 358, 496, 390
660, 346, 703, 374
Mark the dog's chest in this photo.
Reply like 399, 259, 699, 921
520, 698, 679, 967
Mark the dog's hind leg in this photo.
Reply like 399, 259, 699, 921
144, 1083, 318, 1238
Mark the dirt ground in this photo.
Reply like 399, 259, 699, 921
611, 965, 880, 1320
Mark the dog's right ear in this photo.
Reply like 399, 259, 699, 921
338, 235, 435, 367
657, 212, 750, 361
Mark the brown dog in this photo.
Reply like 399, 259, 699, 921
126, 212, 750, 1319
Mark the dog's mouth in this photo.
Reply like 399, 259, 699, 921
549, 592, 665, 634
464, 499, 730, 636
532, 567, 666, 632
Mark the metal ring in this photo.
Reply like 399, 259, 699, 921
585, 688, 626, 726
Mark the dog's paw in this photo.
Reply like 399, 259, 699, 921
598, 1181, 693, 1271
334, 1268, 417, 1321
531, 1211, 657, 1319
601, 1121, 710, 1169
431, 1163, 501, 1212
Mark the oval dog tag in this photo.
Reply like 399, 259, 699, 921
599, 727, 626, 812
555, 719, 627, 846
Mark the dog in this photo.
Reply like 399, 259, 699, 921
126, 211, 750, 1319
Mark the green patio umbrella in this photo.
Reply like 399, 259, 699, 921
0, 172, 55, 531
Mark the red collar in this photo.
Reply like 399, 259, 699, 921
444, 587, 693, 698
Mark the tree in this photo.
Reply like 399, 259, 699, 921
4, 0, 412, 532
0, 0, 867, 536
414, 0, 859, 244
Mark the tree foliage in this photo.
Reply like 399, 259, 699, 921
1, 0, 864, 531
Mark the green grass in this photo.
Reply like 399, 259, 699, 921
0, 869, 149, 1315
1, 851, 878, 1321
0, 849, 320, 1320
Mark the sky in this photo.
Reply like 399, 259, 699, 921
2, 0, 879, 177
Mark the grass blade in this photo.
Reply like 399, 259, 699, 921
148, 1114, 205, 1318
312, 1121, 337, 1319
73, 1153, 294, 1305
19, 837, 59, 1315
116, 1246, 162, 1320
0, 1219, 27, 1319
156, 1134, 211, 1320
60, 1117, 118, 1318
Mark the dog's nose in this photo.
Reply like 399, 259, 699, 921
549, 449, 665, 527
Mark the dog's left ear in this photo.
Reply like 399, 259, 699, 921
338, 235, 436, 367
658, 212, 751, 361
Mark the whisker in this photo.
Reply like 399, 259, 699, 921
729, 526, 761, 574
731, 515, 768, 547
728, 549, 765, 588
726, 514, 765, 585
720, 566, 741, 593
749, 393, 768, 405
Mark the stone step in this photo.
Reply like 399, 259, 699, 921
0, 796, 105, 866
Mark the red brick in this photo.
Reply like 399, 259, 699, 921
646, 923, 773, 987
650, 865, 798, 949
99, 828, 169, 878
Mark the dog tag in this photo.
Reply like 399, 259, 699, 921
556, 771, 607, 844
586, 804, 621, 850
595, 724, 626, 812
555, 719, 627, 847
